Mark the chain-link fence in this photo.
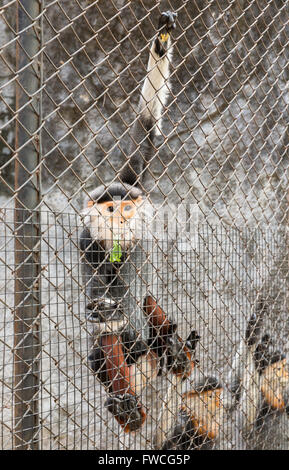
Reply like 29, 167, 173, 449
0, 0, 289, 450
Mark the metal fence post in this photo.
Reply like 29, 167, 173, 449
14, 0, 42, 450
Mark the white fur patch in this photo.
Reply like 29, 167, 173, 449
91, 319, 127, 333
139, 39, 172, 135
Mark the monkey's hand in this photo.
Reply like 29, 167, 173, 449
158, 11, 177, 33
155, 11, 177, 56
105, 393, 146, 432
166, 337, 193, 378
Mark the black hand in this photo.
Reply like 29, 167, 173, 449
158, 11, 177, 32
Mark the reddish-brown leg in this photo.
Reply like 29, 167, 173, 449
99, 333, 147, 432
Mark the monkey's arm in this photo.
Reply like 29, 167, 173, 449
232, 300, 267, 435
93, 329, 160, 433
120, 11, 177, 187
139, 11, 176, 128
229, 299, 267, 403
99, 334, 147, 432
238, 344, 261, 432
80, 228, 124, 323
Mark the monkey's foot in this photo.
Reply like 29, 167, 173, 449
166, 337, 193, 378
105, 393, 146, 432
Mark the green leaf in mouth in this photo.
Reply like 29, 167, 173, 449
109, 240, 122, 263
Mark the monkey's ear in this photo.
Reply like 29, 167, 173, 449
134, 196, 143, 205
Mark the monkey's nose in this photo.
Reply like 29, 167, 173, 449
112, 216, 124, 225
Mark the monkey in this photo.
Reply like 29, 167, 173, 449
80, 10, 177, 328
223, 299, 289, 449
156, 298, 289, 450
79, 11, 180, 432
229, 299, 289, 439
80, 10, 177, 265
157, 376, 224, 450
153, 302, 266, 450
248, 335, 289, 435
89, 295, 199, 432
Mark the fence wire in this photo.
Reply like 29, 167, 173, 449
0, 0, 289, 450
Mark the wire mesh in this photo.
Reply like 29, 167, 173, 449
1, 209, 288, 449
0, 0, 289, 451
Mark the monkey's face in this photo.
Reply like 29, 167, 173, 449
260, 359, 289, 410
181, 387, 223, 439
270, 359, 289, 385
86, 197, 143, 250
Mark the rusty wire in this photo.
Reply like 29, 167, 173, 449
0, 0, 289, 450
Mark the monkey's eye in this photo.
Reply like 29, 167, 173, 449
106, 206, 114, 213
123, 205, 133, 212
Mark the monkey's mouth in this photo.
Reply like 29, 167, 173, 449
86, 298, 124, 323
102, 234, 136, 251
